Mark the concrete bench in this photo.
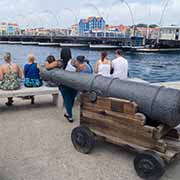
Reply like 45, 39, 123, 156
0, 86, 60, 106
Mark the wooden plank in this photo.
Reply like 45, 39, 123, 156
110, 98, 137, 114
104, 110, 146, 126
81, 115, 154, 141
82, 104, 144, 124
81, 110, 148, 130
82, 95, 111, 110
81, 94, 137, 115
92, 127, 179, 163
81, 110, 155, 139
81, 120, 167, 153
92, 128, 177, 163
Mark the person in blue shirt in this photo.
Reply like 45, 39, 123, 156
75, 56, 93, 74
24, 54, 42, 87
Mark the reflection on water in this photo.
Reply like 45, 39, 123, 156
0, 44, 180, 83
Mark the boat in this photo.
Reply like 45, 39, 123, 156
21, 42, 39, 45
131, 47, 180, 53
8, 41, 22, 45
0, 41, 9, 44
89, 44, 121, 49
60, 43, 88, 48
38, 42, 60, 46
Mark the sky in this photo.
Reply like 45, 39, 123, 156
0, 0, 179, 28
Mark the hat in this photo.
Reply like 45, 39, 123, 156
76, 56, 85, 64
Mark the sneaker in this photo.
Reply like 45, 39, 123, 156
68, 118, 74, 123
64, 113, 74, 123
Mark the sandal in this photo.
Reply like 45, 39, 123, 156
5, 98, 14, 106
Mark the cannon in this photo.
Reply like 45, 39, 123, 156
41, 68, 180, 128
41, 68, 180, 179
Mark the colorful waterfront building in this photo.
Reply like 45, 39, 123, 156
79, 16, 106, 35
135, 27, 160, 39
0, 22, 20, 35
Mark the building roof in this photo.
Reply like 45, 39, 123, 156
88, 16, 95, 20
96, 17, 103, 20
136, 27, 160, 31
106, 24, 128, 33
82, 19, 88, 23
80, 16, 104, 24
160, 26, 180, 29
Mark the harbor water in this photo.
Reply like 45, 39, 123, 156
0, 44, 180, 83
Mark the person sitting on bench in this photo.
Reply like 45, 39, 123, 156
44, 55, 62, 87
24, 53, 42, 88
24, 54, 43, 104
0, 52, 22, 106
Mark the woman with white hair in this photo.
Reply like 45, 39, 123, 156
0, 52, 22, 106
24, 53, 42, 88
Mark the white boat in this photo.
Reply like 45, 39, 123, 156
133, 48, 180, 53
21, 42, 39, 45
60, 43, 88, 47
8, 41, 22, 44
38, 42, 60, 46
89, 44, 121, 49
0, 41, 9, 44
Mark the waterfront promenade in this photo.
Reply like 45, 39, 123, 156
0, 95, 179, 180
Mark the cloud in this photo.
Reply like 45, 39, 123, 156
0, 0, 179, 28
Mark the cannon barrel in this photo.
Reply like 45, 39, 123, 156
41, 68, 180, 128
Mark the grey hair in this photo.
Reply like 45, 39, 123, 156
4, 52, 11, 62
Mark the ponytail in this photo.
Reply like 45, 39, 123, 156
101, 51, 107, 62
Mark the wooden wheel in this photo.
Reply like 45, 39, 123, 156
71, 126, 95, 154
134, 150, 166, 179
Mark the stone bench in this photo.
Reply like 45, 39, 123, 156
0, 85, 60, 106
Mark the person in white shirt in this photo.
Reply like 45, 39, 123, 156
112, 50, 128, 80
95, 51, 112, 77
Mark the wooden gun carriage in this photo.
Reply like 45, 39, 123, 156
71, 92, 180, 179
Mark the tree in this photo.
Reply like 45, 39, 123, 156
136, 24, 148, 28
149, 24, 159, 28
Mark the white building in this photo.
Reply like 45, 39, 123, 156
160, 26, 180, 40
